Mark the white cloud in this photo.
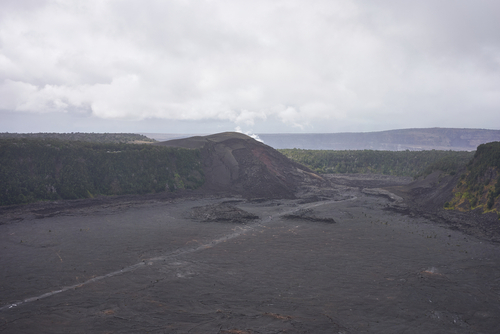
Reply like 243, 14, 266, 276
1, 0, 499, 133
0, 80, 38, 110
233, 109, 267, 125
276, 106, 306, 129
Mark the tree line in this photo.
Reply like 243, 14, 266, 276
279, 149, 474, 177
0, 139, 203, 206
0, 132, 156, 143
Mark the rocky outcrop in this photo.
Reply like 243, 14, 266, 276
385, 170, 460, 212
446, 141, 500, 214
189, 202, 259, 223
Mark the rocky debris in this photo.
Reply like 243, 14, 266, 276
295, 184, 354, 203
362, 188, 404, 203
385, 203, 500, 243
361, 187, 410, 211
385, 170, 460, 212
190, 202, 259, 223
382, 170, 500, 242
283, 208, 336, 223
156, 132, 326, 199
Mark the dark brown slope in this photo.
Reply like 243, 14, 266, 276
155, 132, 323, 199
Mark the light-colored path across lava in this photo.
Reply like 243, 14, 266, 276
0, 197, 353, 312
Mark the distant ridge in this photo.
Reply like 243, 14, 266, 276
257, 128, 500, 151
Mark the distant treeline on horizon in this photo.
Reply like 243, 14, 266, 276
3, 128, 500, 151
0, 132, 156, 144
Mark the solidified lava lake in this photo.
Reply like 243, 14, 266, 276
1, 184, 500, 333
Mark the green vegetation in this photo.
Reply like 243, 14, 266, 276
0, 139, 203, 206
413, 153, 474, 178
446, 142, 500, 214
279, 149, 474, 177
0, 132, 156, 143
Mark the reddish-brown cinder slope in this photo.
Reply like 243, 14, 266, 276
155, 132, 322, 198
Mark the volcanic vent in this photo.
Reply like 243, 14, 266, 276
155, 132, 322, 198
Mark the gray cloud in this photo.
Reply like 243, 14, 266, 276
1, 0, 499, 133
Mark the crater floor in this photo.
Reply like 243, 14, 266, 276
1, 176, 499, 333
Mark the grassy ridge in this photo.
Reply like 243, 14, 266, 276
279, 149, 474, 177
446, 142, 500, 213
0, 139, 203, 206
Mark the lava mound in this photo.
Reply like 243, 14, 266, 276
156, 132, 322, 199
190, 202, 259, 223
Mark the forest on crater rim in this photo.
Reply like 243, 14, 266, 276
1, 133, 499, 215
445, 141, 500, 214
0, 138, 203, 206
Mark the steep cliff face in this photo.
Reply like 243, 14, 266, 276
446, 142, 500, 213
0, 139, 204, 206
155, 132, 323, 199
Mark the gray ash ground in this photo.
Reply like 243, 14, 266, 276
1, 174, 500, 333
282, 208, 337, 223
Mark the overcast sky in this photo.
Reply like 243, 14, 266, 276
1, 0, 499, 134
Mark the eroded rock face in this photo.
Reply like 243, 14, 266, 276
156, 132, 324, 199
